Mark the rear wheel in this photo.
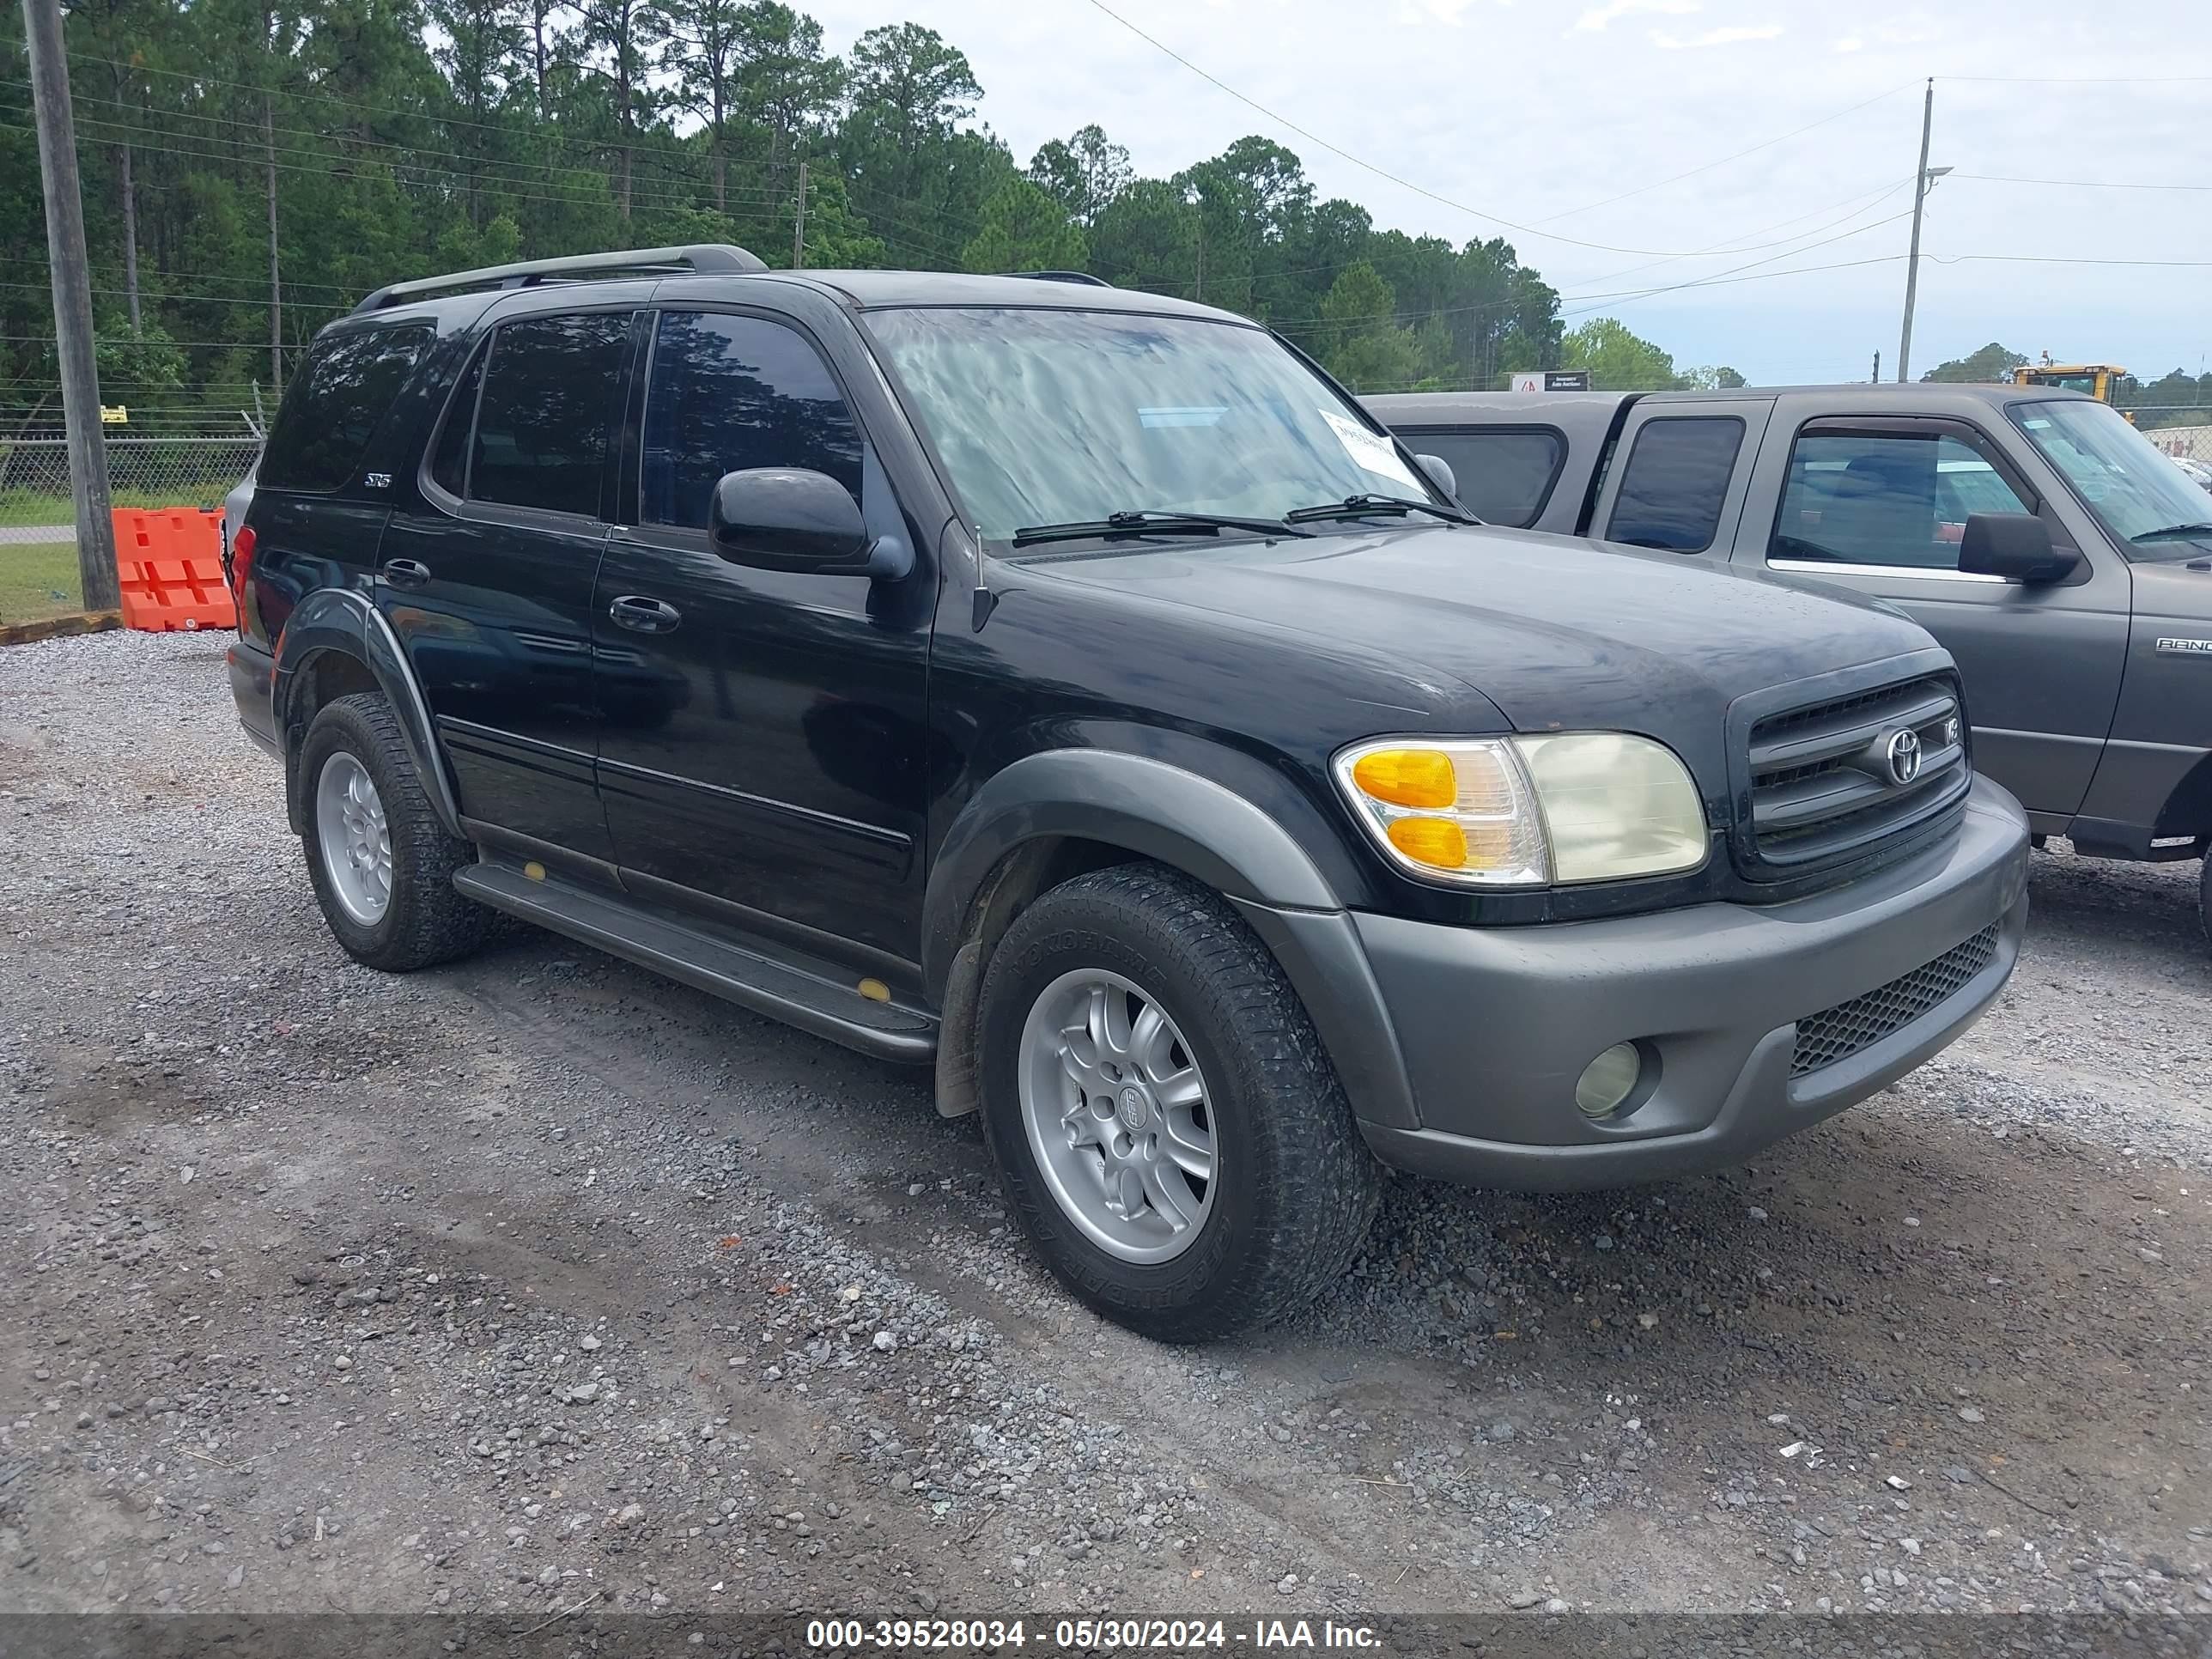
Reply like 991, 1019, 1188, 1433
298, 692, 489, 972
976, 863, 1382, 1342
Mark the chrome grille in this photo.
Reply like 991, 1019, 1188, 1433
1746, 673, 1969, 873
1790, 923, 2000, 1079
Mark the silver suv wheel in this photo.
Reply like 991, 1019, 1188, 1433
1018, 969, 1217, 1263
314, 750, 392, 926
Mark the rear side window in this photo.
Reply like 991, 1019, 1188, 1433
258, 325, 430, 492
467, 313, 630, 517
640, 311, 864, 529
1605, 416, 1744, 552
1403, 428, 1563, 527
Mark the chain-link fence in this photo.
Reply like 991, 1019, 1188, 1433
0, 430, 260, 623
2136, 412, 2212, 469
0, 434, 263, 544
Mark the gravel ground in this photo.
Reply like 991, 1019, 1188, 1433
1, 629, 2208, 1626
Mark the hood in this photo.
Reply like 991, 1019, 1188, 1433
1026, 522, 1942, 787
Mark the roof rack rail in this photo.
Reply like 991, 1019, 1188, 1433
1003, 270, 1113, 287
352, 244, 769, 313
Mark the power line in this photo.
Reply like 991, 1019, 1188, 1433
0, 112, 779, 225
1281, 204, 1916, 331
1530, 82, 1917, 225
1952, 172, 2212, 193
1936, 71, 2212, 83
1929, 252, 2212, 268
1564, 254, 1909, 317
1076, 0, 1881, 260
42, 81, 800, 208
1547, 175, 1916, 300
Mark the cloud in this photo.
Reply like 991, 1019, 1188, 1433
1650, 22, 1784, 48
1571, 0, 1698, 33
1394, 0, 1482, 21
1832, 33, 1864, 52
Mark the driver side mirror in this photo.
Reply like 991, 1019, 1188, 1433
1959, 512, 2081, 584
1414, 453, 1458, 501
708, 467, 912, 580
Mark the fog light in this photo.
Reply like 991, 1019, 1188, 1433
1576, 1042, 1643, 1118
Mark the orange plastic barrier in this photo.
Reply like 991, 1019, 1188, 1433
112, 507, 235, 633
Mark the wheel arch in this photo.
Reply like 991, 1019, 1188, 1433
921, 750, 1341, 998
271, 588, 465, 841
921, 750, 1420, 1131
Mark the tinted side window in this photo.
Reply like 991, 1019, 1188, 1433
258, 325, 430, 492
428, 343, 485, 499
1407, 429, 1563, 527
1605, 416, 1743, 552
641, 311, 864, 529
470, 313, 630, 517
1772, 431, 2033, 571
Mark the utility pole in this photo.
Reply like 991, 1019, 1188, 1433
264, 93, 282, 397
1897, 78, 1935, 384
21, 0, 120, 612
791, 159, 808, 270
1872, 349, 1881, 384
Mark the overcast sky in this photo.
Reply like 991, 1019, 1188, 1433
806, 0, 2211, 390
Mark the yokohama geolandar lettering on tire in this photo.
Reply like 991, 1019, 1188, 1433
297, 691, 490, 973
976, 862, 1383, 1341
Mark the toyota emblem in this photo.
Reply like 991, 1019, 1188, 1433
1885, 728, 1923, 785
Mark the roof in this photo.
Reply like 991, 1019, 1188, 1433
1367, 382, 2100, 422
764, 268, 1250, 323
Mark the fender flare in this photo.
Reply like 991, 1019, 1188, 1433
921, 749, 1341, 994
921, 749, 1421, 1130
271, 587, 466, 841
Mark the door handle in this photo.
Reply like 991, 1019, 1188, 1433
607, 594, 682, 634
382, 557, 432, 588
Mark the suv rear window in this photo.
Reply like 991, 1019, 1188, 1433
1605, 416, 1743, 552
468, 313, 631, 517
1403, 428, 1563, 527
258, 325, 430, 493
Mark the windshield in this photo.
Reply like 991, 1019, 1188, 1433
2009, 399, 2212, 560
861, 307, 1446, 543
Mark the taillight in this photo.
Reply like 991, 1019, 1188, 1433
229, 525, 257, 599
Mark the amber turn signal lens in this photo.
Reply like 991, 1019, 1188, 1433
1385, 817, 1468, 868
1352, 748, 1457, 810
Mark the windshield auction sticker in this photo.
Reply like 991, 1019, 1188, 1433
1318, 408, 1424, 492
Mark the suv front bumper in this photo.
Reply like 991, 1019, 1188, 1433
1290, 777, 2028, 1191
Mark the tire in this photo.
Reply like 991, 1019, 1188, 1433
2201, 857, 2211, 951
976, 862, 1382, 1342
297, 691, 489, 973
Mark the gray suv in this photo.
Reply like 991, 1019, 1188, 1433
1371, 385, 2212, 942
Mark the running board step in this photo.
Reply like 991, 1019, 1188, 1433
453, 861, 937, 1063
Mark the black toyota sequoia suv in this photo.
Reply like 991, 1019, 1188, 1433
228, 245, 2030, 1340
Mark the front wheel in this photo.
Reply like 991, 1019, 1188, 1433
976, 864, 1382, 1342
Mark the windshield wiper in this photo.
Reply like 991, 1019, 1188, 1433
1010, 508, 1310, 549
2130, 523, 2212, 544
1284, 493, 1477, 526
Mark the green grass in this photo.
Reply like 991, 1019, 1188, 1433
0, 543, 85, 624
0, 486, 224, 524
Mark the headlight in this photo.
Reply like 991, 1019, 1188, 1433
1334, 733, 1708, 887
